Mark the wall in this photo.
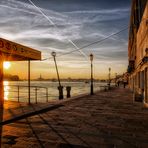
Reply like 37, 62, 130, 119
136, 2, 148, 67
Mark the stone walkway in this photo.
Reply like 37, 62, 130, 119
1, 88, 148, 148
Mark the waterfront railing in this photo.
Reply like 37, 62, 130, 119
4, 85, 51, 104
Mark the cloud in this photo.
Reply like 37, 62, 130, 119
0, 0, 130, 78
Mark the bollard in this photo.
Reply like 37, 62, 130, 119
58, 86, 64, 100
66, 86, 71, 98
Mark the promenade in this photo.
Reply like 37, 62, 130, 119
1, 87, 148, 148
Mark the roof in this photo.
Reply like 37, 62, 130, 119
0, 38, 41, 61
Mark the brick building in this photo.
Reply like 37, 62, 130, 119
128, 0, 148, 104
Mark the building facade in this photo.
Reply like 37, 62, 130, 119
128, 0, 148, 104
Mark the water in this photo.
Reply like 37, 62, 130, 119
4, 81, 107, 103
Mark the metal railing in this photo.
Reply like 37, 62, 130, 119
4, 85, 49, 104
4, 83, 113, 103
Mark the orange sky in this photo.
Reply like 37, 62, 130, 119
3, 60, 127, 79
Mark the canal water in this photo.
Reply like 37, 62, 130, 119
4, 81, 107, 103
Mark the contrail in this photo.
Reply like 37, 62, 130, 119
28, 0, 89, 61
0, 4, 40, 16
28, 0, 55, 26
68, 39, 88, 60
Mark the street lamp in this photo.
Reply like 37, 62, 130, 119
51, 51, 63, 100
115, 73, 117, 86
108, 67, 111, 89
90, 53, 94, 95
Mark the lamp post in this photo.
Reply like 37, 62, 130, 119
51, 52, 63, 100
108, 67, 111, 89
115, 73, 117, 86
28, 60, 31, 104
90, 53, 94, 95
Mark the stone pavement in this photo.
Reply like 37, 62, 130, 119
1, 88, 148, 148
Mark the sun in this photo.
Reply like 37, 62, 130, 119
3, 62, 11, 69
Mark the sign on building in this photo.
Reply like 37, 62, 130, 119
0, 38, 41, 61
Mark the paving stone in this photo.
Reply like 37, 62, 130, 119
1, 88, 148, 147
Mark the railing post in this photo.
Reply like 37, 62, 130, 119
35, 87, 37, 104
46, 88, 48, 102
18, 86, 20, 102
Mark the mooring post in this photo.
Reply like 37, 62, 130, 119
66, 86, 71, 98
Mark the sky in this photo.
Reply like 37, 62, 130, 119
0, 0, 131, 79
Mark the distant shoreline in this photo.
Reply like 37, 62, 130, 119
4, 79, 107, 83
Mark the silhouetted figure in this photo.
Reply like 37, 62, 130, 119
117, 81, 120, 87
123, 78, 128, 88
123, 82, 126, 88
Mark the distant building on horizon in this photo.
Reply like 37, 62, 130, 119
37, 74, 44, 81
4, 74, 20, 81
128, 0, 148, 104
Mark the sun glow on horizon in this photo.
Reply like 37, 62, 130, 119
3, 62, 11, 69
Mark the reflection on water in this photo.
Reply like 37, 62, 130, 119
2, 81, 106, 103
4, 81, 9, 100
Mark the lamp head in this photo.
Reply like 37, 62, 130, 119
51, 51, 56, 57
90, 53, 93, 61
